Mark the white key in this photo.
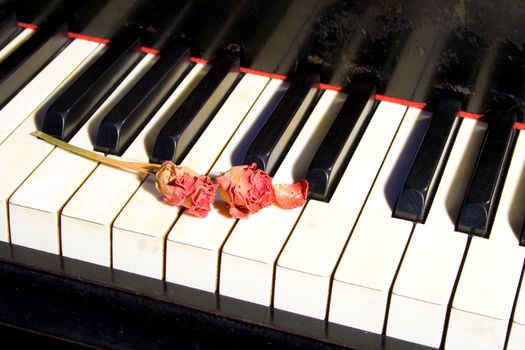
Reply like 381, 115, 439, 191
275, 200, 357, 319
446, 238, 525, 350
329, 107, 430, 333
0, 40, 100, 144
0, 40, 101, 243
273, 102, 408, 319
112, 74, 269, 279
508, 269, 525, 350
445, 130, 525, 350
328, 102, 408, 207
505, 134, 525, 350
0, 28, 33, 63
386, 117, 487, 347
61, 63, 208, 266
168, 88, 341, 293
8, 53, 156, 254
490, 131, 525, 244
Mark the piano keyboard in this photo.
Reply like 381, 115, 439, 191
1, 20, 525, 350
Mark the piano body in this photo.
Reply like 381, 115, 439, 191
0, 0, 525, 348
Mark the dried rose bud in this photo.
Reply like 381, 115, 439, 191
216, 163, 275, 218
156, 161, 216, 217
273, 180, 308, 209
156, 161, 199, 206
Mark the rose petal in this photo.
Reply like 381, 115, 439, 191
217, 174, 233, 203
228, 205, 250, 219
183, 175, 218, 218
273, 180, 308, 209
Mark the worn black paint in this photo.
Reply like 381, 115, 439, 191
0, 242, 434, 350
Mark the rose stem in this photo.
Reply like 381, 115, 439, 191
31, 131, 161, 175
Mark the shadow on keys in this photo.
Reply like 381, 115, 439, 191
0, 324, 90, 349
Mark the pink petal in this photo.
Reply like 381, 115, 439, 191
273, 180, 308, 209
228, 205, 250, 219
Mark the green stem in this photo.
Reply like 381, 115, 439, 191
32, 131, 160, 175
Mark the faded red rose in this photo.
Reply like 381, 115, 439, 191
273, 180, 308, 209
183, 175, 218, 218
216, 163, 275, 218
156, 161, 217, 217
156, 161, 199, 206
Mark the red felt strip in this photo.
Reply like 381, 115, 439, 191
316, 83, 343, 92
514, 122, 525, 130
458, 110, 483, 120
17, 22, 38, 30
67, 32, 110, 44
239, 67, 286, 80
141, 46, 160, 55
374, 94, 427, 109
190, 57, 209, 64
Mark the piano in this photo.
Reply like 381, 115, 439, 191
1, 0, 525, 348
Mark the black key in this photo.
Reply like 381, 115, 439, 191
457, 108, 518, 237
243, 70, 321, 175
0, 11, 20, 50
150, 53, 241, 164
520, 219, 525, 247
394, 97, 462, 222
521, 218, 525, 246
306, 81, 376, 201
42, 35, 143, 141
0, 21, 69, 108
94, 42, 191, 155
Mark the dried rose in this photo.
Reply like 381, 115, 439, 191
156, 161, 199, 206
216, 163, 275, 218
273, 180, 309, 209
183, 175, 218, 218
156, 161, 216, 217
